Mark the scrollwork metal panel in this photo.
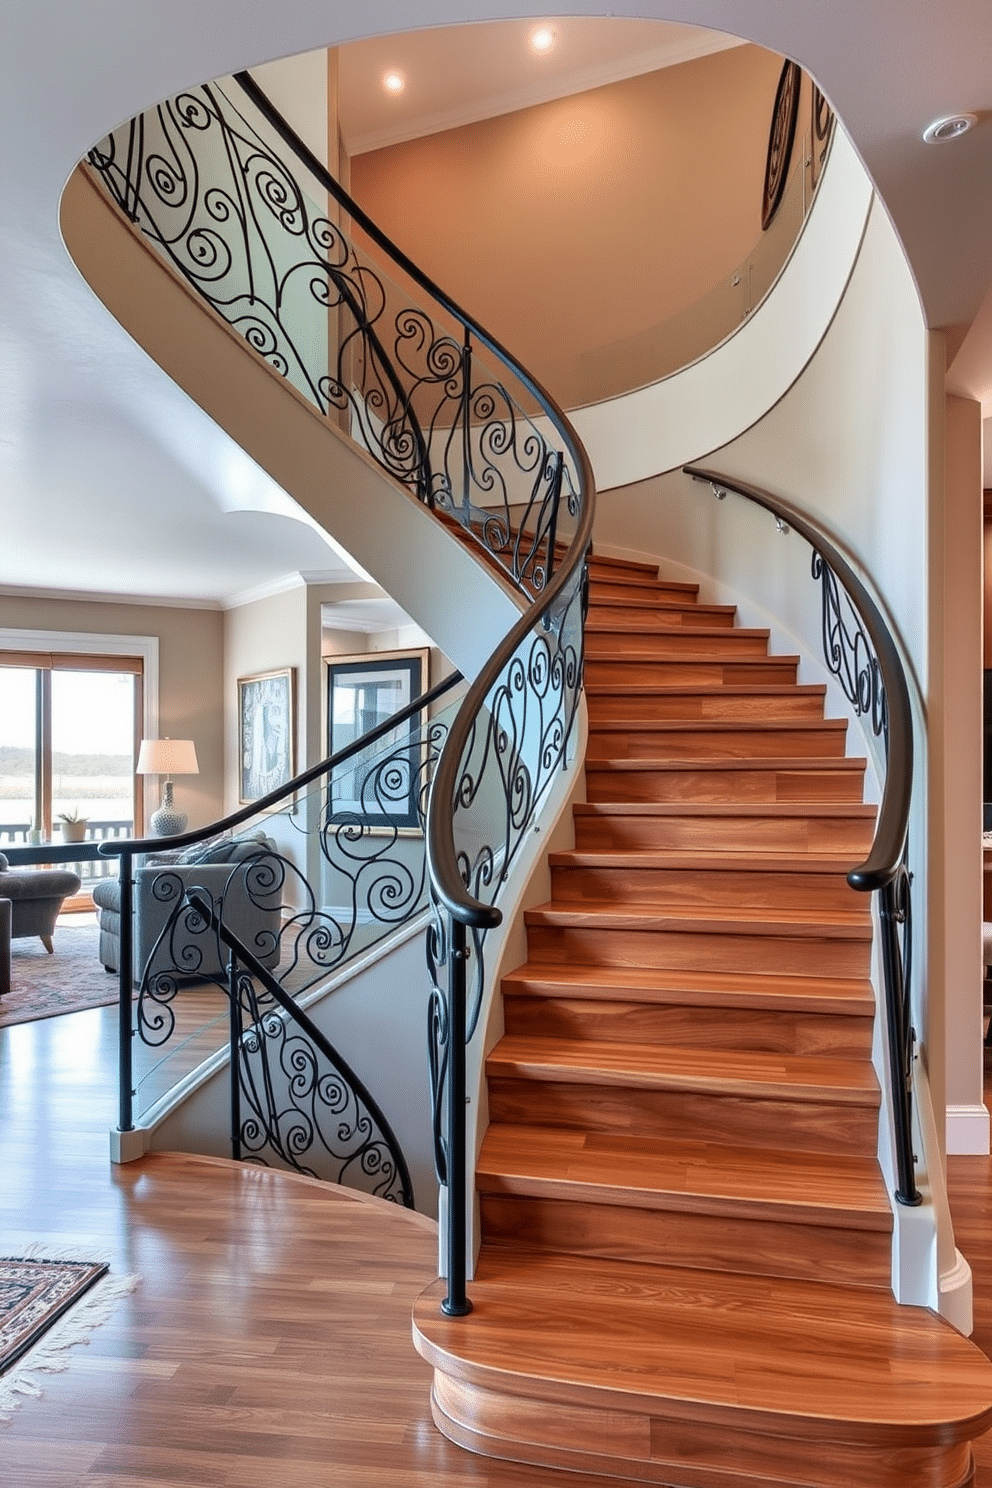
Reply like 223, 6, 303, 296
86, 79, 576, 596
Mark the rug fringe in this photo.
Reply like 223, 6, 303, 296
0, 1272, 140, 1423
1, 1242, 115, 1266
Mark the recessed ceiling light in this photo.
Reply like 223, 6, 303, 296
922, 113, 977, 143
530, 27, 554, 54
383, 71, 405, 94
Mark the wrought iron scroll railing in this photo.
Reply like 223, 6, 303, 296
85, 72, 577, 598
685, 465, 920, 1208
95, 673, 464, 1208
83, 71, 596, 1301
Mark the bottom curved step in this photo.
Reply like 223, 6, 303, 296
412, 1247, 992, 1488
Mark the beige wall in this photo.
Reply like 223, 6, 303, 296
937, 392, 987, 1151
0, 594, 224, 832
351, 44, 783, 401
224, 585, 309, 816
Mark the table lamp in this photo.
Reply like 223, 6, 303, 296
137, 737, 199, 836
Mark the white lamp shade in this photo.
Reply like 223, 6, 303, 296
136, 738, 199, 776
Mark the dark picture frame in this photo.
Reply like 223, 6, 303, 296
323, 649, 428, 830
238, 666, 296, 804
761, 59, 802, 230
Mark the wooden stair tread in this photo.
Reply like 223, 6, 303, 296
413, 1248, 992, 1444
527, 901, 872, 935
574, 800, 875, 819
487, 1035, 879, 1103
588, 755, 865, 773
586, 622, 770, 640
477, 1125, 891, 1225
585, 681, 827, 697
587, 596, 735, 618
588, 718, 846, 734
500, 962, 876, 1015
587, 555, 663, 579
550, 848, 864, 873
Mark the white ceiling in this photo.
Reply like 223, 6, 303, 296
336, 18, 740, 155
1, 2, 991, 612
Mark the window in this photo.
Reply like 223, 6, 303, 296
0, 652, 144, 852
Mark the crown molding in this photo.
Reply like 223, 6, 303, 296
347, 33, 742, 157
0, 584, 223, 611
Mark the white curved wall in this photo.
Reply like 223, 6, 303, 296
571, 126, 873, 488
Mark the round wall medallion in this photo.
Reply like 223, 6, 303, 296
761, 59, 801, 230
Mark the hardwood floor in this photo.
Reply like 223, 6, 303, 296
2, 985, 992, 1482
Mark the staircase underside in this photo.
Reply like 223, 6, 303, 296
414, 552, 992, 1487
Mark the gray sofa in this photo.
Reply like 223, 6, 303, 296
0, 852, 83, 957
92, 833, 282, 984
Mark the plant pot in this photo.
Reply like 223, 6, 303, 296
59, 821, 88, 844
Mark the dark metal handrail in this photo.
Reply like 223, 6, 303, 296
102, 672, 461, 1168
99, 672, 462, 863
236, 72, 596, 1313
685, 464, 919, 1206
84, 70, 595, 1308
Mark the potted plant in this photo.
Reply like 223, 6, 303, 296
57, 808, 89, 844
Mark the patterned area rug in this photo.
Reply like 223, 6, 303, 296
0, 1246, 139, 1421
1, 918, 119, 1029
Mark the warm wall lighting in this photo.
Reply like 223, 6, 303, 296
383, 71, 405, 94
530, 27, 555, 54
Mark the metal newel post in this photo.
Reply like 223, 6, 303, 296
117, 852, 134, 1133
442, 917, 472, 1316
879, 880, 921, 1206
228, 950, 242, 1162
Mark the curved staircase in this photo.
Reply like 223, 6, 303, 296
414, 552, 992, 1488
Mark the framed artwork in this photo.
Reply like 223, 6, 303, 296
761, 59, 801, 230
238, 667, 296, 804
323, 649, 429, 830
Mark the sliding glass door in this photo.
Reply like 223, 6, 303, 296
0, 654, 144, 863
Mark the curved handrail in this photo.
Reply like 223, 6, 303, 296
684, 465, 912, 892
228, 72, 597, 926
685, 463, 919, 1208
99, 671, 463, 860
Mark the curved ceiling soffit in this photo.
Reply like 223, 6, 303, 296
43, 0, 992, 331
572, 125, 875, 491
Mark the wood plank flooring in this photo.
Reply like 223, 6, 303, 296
2, 954, 992, 1483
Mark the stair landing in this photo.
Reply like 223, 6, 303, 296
414, 1247, 992, 1488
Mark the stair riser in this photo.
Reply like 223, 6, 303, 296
502, 995, 873, 1057
525, 924, 871, 978
585, 766, 867, 804
587, 579, 699, 603
586, 726, 848, 760
487, 1080, 878, 1157
586, 691, 826, 721
429, 1374, 970, 1488
587, 603, 736, 630
586, 556, 661, 581
573, 814, 874, 854
586, 631, 770, 660
549, 866, 868, 915
478, 1194, 892, 1289
584, 661, 798, 688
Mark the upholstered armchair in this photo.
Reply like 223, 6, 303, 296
0, 852, 83, 955
92, 833, 282, 984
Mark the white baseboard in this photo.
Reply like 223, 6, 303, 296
946, 1103, 991, 1154
939, 1248, 974, 1336
109, 1126, 148, 1164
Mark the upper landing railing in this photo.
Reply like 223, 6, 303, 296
84, 72, 596, 1304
